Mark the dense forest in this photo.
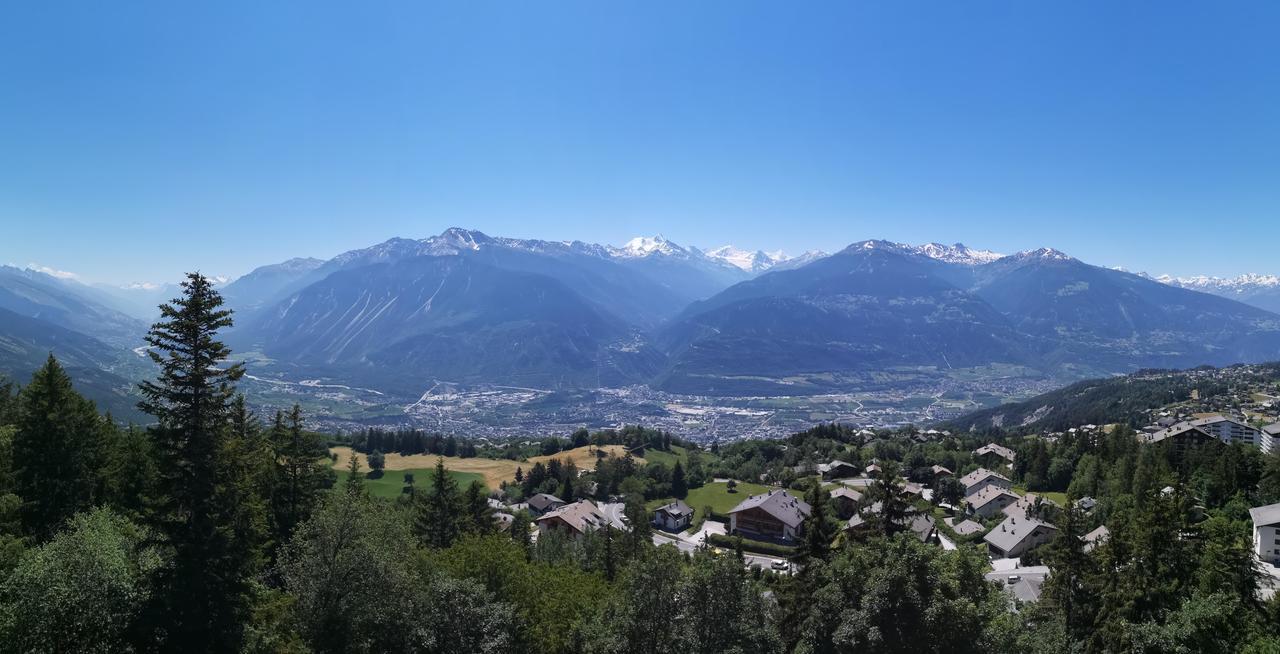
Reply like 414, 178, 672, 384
2, 273, 1280, 653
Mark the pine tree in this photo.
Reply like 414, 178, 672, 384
509, 512, 532, 556
345, 452, 366, 496
135, 272, 260, 652
13, 354, 105, 541
799, 483, 837, 563
414, 457, 461, 548
463, 479, 493, 534
270, 404, 331, 546
671, 461, 688, 499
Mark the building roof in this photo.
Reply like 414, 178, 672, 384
984, 514, 1058, 554
1082, 525, 1110, 552
536, 499, 609, 534
931, 465, 954, 476
528, 493, 565, 511
728, 489, 811, 528
950, 519, 986, 536
817, 459, 857, 475
974, 443, 1017, 461
1264, 422, 1280, 437
847, 504, 936, 542
1001, 492, 1056, 519
1250, 502, 1280, 528
655, 500, 693, 518
1144, 421, 1218, 444
967, 485, 1020, 510
958, 467, 1010, 490
829, 486, 863, 502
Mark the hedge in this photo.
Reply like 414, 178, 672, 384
706, 533, 797, 558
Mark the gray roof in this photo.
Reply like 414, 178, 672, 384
818, 460, 857, 474
1251, 502, 1280, 528
728, 489, 811, 528
974, 443, 1017, 461
528, 493, 565, 511
958, 467, 1010, 490
950, 519, 985, 536
1264, 422, 1280, 436
1082, 525, 1110, 552
1001, 492, 1056, 519
984, 514, 1058, 554
967, 485, 1020, 510
1144, 421, 1216, 444
655, 500, 693, 518
829, 486, 863, 502
536, 500, 609, 533
847, 504, 936, 542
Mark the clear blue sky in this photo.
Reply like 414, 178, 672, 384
2, 1, 1278, 285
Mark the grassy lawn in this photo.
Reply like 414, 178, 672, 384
334, 467, 486, 499
1012, 485, 1070, 507
648, 480, 796, 525
641, 445, 688, 468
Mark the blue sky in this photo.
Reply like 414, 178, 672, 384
2, 1, 1278, 285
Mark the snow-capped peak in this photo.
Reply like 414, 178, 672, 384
613, 235, 685, 258
705, 245, 791, 273
844, 240, 1004, 265
1012, 247, 1074, 262
915, 243, 1004, 265
1158, 273, 1280, 291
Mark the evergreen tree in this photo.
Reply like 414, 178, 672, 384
1041, 504, 1095, 644
269, 404, 332, 547
135, 272, 260, 652
344, 452, 365, 496
509, 511, 532, 556
799, 483, 837, 563
414, 457, 461, 548
463, 479, 493, 534
13, 355, 105, 541
671, 461, 688, 499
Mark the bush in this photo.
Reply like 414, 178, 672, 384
706, 533, 796, 558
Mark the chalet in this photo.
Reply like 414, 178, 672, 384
902, 481, 924, 498
527, 493, 566, 515
653, 500, 694, 532
967, 486, 1021, 519
930, 465, 954, 479
828, 486, 863, 519
728, 489, 811, 543
865, 463, 882, 476
536, 500, 611, 539
846, 504, 937, 544
1075, 496, 1097, 512
984, 514, 1058, 559
973, 443, 1017, 464
1250, 502, 1280, 566
817, 460, 860, 480
958, 467, 1012, 497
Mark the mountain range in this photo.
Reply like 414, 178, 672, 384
3, 229, 1280, 419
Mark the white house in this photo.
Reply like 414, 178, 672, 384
1250, 502, 1280, 566
966, 486, 1021, 519
653, 500, 694, 532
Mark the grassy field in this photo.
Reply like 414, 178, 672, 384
649, 480, 794, 525
334, 467, 485, 499
330, 444, 641, 489
640, 446, 688, 468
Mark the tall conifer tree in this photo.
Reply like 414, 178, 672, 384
13, 355, 104, 541
136, 272, 260, 652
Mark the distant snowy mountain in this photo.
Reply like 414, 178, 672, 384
704, 246, 790, 273
1155, 273, 1280, 314
847, 240, 1004, 265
